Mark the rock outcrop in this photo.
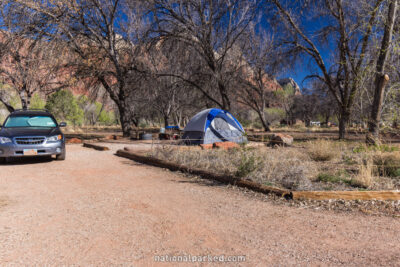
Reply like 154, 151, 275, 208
278, 78, 301, 95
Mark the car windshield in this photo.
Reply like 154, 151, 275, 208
4, 116, 57, 128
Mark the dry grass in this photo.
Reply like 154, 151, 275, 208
306, 139, 342, 162
372, 152, 400, 177
150, 140, 400, 192
352, 160, 375, 189
270, 126, 339, 133
152, 145, 318, 190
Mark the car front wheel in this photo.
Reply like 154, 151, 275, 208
56, 149, 66, 160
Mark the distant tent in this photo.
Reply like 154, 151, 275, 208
182, 108, 246, 144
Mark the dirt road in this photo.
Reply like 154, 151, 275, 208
0, 145, 399, 265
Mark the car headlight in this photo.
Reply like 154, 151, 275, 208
47, 135, 62, 142
0, 137, 12, 144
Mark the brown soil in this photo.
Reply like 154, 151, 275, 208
0, 144, 399, 265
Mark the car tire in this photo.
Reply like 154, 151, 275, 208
56, 150, 66, 160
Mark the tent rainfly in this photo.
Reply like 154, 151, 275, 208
182, 108, 246, 144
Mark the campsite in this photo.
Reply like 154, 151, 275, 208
1, 0, 400, 265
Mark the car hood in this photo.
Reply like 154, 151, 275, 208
0, 127, 60, 137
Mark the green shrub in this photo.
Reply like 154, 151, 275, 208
45, 90, 84, 126
30, 94, 46, 109
373, 152, 400, 177
235, 151, 261, 178
264, 107, 286, 124
353, 144, 399, 153
352, 145, 367, 153
96, 103, 117, 125
77, 96, 117, 126
316, 173, 345, 184
316, 171, 353, 185
379, 145, 399, 152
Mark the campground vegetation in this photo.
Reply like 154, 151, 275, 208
152, 139, 400, 191
0, 0, 398, 143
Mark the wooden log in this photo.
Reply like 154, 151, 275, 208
83, 142, 110, 151
293, 191, 400, 201
116, 149, 293, 199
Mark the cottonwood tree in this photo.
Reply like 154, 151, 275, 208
142, 39, 209, 127
11, 0, 151, 136
0, 34, 14, 112
145, 76, 205, 127
236, 30, 282, 132
0, 2, 71, 111
269, 0, 386, 139
347, 38, 400, 131
0, 32, 68, 110
150, 0, 260, 111
383, 83, 400, 128
367, 0, 398, 144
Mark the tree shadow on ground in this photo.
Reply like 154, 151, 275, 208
119, 159, 146, 167
173, 178, 225, 188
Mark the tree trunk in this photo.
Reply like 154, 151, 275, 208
257, 111, 271, 132
26, 92, 32, 109
118, 105, 134, 137
325, 114, 330, 126
339, 109, 350, 140
20, 90, 28, 110
163, 115, 169, 128
262, 122, 271, 132
367, 74, 390, 144
132, 118, 139, 128
367, 0, 397, 145
218, 81, 231, 111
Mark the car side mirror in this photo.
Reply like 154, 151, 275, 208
59, 122, 67, 127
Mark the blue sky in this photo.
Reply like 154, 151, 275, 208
264, 4, 337, 91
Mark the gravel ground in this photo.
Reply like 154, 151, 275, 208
0, 144, 399, 265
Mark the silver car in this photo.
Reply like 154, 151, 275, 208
0, 109, 67, 163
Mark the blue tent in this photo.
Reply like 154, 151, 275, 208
182, 108, 246, 144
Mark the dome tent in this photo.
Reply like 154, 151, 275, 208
182, 108, 246, 144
